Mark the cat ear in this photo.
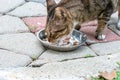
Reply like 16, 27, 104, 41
46, 0, 56, 11
54, 7, 67, 18
54, 7, 71, 19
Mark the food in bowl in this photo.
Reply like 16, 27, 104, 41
42, 35, 80, 47
37, 29, 87, 51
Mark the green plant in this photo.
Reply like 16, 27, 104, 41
85, 54, 94, 58
116, 62, 120, 67
91, 76, 105, 80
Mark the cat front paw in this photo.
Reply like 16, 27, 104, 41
96, 34, 106, 40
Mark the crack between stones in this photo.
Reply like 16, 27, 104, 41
87, 42, 120, 56
25, 0, 46, 4
0, 31, 31, 35
84, 42, 100, 56
59, 56, 95, 62
4, 2, 26, 14
7, 15, 47, 18
5, 1, 47, 18
26, 49, 47, 67
29, 56, 96, 68
28, 63, 45, 67
0, 48, 31, 58
87, 45, 100, 56
0, 48, 33, 67
108, 24, 120, 36
28, 52, 119, 68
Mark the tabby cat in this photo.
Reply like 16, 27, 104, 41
45, 0, 120, 42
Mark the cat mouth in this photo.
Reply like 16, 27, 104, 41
48, 37, 57, 43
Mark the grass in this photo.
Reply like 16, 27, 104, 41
91, 76, 105, 80
116, 62, 120, 67
84, 54, 94, 58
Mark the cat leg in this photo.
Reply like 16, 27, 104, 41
96, 2, 113, 40
117, 1, 120, 30
96, 20, 107, 40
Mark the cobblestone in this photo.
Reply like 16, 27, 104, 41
0, 0, 120, 79
8, 2, 47, 17
0, 49, 32, 68
109, 24, 120, 36
0, 0, 25, 13
0, 14, 2, 17
30, 46, 96, 66
0, 53, 120, 79
0, 15, 29, 34
25, 0, 46, 3
90, 41, 120, 55
0, 33, 46, 58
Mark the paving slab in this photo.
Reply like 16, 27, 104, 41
30, 46, 96, 66
0, 15, 29, 34
25, 0, 46, 3
22, 16, 46, 33
25, 0, 60, 4
0, 33, 46, 59
0, 53, 120, 80
8, 2, 47, 17
81, 26, 120, 44
0, 49, 32, 68
90, 41, 120, 55
108, 24, 120, 36
0, 0, 25, 13
0, 14, 2, 17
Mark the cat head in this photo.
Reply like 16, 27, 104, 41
45, 0, 73, 43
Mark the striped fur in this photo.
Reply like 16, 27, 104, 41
46, 0, 120, 42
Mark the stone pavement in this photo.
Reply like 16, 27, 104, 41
0, 0, 120, 80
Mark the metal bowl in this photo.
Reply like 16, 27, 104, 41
37, 29, 87, 51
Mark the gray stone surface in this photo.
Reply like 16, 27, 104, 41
108, 24, 120, 36
90, 41, 120, 55
0, 0, 25, 13
25, 0, 46, 3
0, 15, 29, 34
30, 46, 96, 66
0, 49, 32, 68
8, 2, 47, 17
0, 33, 46, 58
0, 14, 2, 17
0, 53, 120, 80
0, 0, 120, 79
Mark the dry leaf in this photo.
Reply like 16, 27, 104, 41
100, 70, 117, 80
29, 26, 37, 31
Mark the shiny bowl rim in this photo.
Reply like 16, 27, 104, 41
36, 29, 87, 48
